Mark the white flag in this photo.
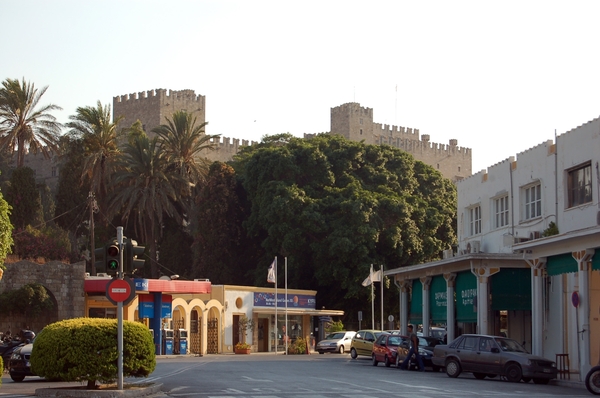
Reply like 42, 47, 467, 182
362, 268, 382, 286
267, 258, 276, 283
361, 274, 372, 287
372, 269, 382, 282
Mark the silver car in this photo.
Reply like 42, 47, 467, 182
316, 331, 356, 354
432, 334, 557, 384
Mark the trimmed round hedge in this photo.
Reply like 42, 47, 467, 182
31, 318, 155, 384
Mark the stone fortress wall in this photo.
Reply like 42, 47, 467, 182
329, 102, 472, 181
16, 88, 472, 190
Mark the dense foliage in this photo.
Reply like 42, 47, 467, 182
31, 318, 155, 387
5, 167, 42, 230
233, 134, 456, 314
0, 283, 54, 318
0, 184, 12, 271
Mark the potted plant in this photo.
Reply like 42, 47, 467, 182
234, 341, 252, 354
235, 316, 255, 354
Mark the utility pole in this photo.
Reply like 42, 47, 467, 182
89, 192, 96, 275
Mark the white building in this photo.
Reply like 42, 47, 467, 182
386, 116, 600, 381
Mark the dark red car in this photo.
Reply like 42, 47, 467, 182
372, 333, 407, 367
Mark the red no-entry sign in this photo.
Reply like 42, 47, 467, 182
106, 277, 136, 305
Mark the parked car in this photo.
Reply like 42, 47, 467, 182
372, 333, 404, 367
8, 339, 35, 382
350, 330, 386, 359
432, 334, 557, 384
316, 331, 356, 354
394, 335, 443, 371
1, 330, 35, 369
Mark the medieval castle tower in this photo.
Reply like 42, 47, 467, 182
113, 89, 257, 163
329, 103, 472, 181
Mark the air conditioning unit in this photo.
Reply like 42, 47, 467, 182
467, 240, 481, 253
529, 231, 542, 240
443, 249, 453, 259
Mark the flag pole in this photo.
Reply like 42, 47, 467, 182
285, 257, 288, 355
371, 264, 375, 330
380, 264, 384, 331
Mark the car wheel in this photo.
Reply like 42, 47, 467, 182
338, 345, 345, 354
384, 355, 391, 367
350, 348, 358, 359
318, 351, 324, 354
372, 354, 379, 366
533, 378, 550, 385
473, 372, 486, 380
505, 363, 522, 383
10, 374, 25, 382
586, 365, 600, 395
445, 359, 461, 378
521, 377, 531, 383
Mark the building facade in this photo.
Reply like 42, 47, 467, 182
386, 116, 600, 381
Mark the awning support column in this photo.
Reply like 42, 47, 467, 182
471, 262, 499, 336
525, 257, 546, 356
420, 276, 432, 334
444, 273, 456, 343
574, 249, 594, 376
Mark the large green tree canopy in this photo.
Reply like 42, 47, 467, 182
235, 134, 456, 312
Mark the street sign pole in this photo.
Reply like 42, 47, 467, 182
117, 227, 124, 390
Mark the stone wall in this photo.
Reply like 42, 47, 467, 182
0, 260, 86, 334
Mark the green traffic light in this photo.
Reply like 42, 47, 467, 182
107, 259, 119, 270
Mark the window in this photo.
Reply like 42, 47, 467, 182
494, 195, 509, 228
567, 163, 592, 207
524, 183, 541, 220
469, 206, 481, 236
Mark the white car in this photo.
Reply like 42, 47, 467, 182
316, 331, 356, 354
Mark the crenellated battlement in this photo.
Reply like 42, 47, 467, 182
209, 136, 258, 148
114, 88, 204, 103
330, 101, 472, 180
331, 102, 373, 117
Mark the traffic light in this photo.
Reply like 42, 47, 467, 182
94, 246, 105, 274
106, 240, 120, 275
125, 239, 146, 273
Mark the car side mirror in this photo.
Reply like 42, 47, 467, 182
491, 347, 500, 353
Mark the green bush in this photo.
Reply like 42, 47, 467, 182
31, 318, 155, 386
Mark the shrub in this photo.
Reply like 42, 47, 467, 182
31, 318, 155, 388
288, 336, 307, 354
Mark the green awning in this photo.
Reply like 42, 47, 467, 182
546, 253, 577, 276
429, 275, 447, 323
409, 279, 422, 325
456, 271, 477, 323
593, 251, 600, 271
491, 268, 531, 311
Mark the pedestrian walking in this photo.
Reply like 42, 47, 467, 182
400, 324, 424, 371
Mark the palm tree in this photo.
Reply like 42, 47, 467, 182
152, 110, 220, 185
0, 78, 63, 168
110, 135, 189, 278
66, 101, 123, 214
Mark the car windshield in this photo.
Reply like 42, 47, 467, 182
494, 338, 527, 353
388, 336, 402, 346
326, 333, 346, 340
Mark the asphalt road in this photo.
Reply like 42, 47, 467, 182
0, 353, 590, 398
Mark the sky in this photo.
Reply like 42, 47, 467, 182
2, 0, 600, 173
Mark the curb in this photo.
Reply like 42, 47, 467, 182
36, 383, 163, 398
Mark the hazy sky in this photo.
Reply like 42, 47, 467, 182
2, 0, 599, 173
